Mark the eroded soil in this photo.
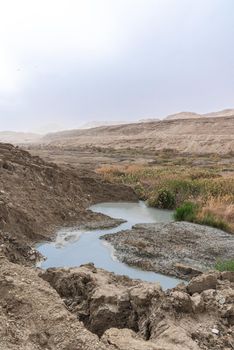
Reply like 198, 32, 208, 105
0, 143, 137, 245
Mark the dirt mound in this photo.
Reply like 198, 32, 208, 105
40, 264, 234, 350
0, 143, 137, 245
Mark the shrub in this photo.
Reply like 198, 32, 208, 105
148, 189, 176, 209
215, 260, 234, 272
174, 202, 198, 221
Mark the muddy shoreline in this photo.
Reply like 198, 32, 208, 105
101, 221, 234, 280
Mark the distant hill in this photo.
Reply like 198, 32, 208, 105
41, 115, 234, 155
138, 118, 160, 123
165, 109, 234, 120
1, 108, 234, 154
79, 120, 127, 129
0, 131, 41, 144
203, 108, 234, 118
165, 112, 201, 120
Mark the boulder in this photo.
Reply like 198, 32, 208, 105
187, 273, 219, 295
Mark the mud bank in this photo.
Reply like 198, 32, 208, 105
101, 221, 234, 279
1, 254, 233, 350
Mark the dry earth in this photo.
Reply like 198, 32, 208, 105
41, 264, 234, 350
1, 256, 233, 350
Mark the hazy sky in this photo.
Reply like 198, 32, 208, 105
0, 0, 234, 132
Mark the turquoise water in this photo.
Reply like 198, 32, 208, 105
37, 201, 182, 289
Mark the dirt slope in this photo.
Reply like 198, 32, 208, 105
0, 256, 108, 350
40, 116, 234, 155
0, 143, 137, 244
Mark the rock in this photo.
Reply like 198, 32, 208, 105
221, 271, 234, 283
211, 328, 219, 335
151, 325, 201, 350
175, 263, 202, 278
221, 305, 234, 325
29, 253, 36, 261
191, 293, 204, 313
169, 291, 193, 313
187, 273, 219, 295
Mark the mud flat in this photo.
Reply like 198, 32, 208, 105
101, 221, 234, 279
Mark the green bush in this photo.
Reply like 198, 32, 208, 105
215, 260, 234, 272
173, 202, 198, 221
148, 189, 176, 209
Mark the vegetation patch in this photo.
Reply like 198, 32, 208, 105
148, 189, 176, 209
97, 164, 234, 233
174, 202, 198, 221
215, 260, 234, 272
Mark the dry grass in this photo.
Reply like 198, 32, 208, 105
97, 164, 234, 233
198, 196, 234, 232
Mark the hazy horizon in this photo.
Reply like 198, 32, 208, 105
1, 0, 234, 132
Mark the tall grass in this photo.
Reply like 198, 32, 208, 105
97, 164, 234, 233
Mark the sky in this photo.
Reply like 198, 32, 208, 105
0, 0, 234, 132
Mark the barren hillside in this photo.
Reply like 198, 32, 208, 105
165, 108, 234, 120
41, 116, 234, 155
